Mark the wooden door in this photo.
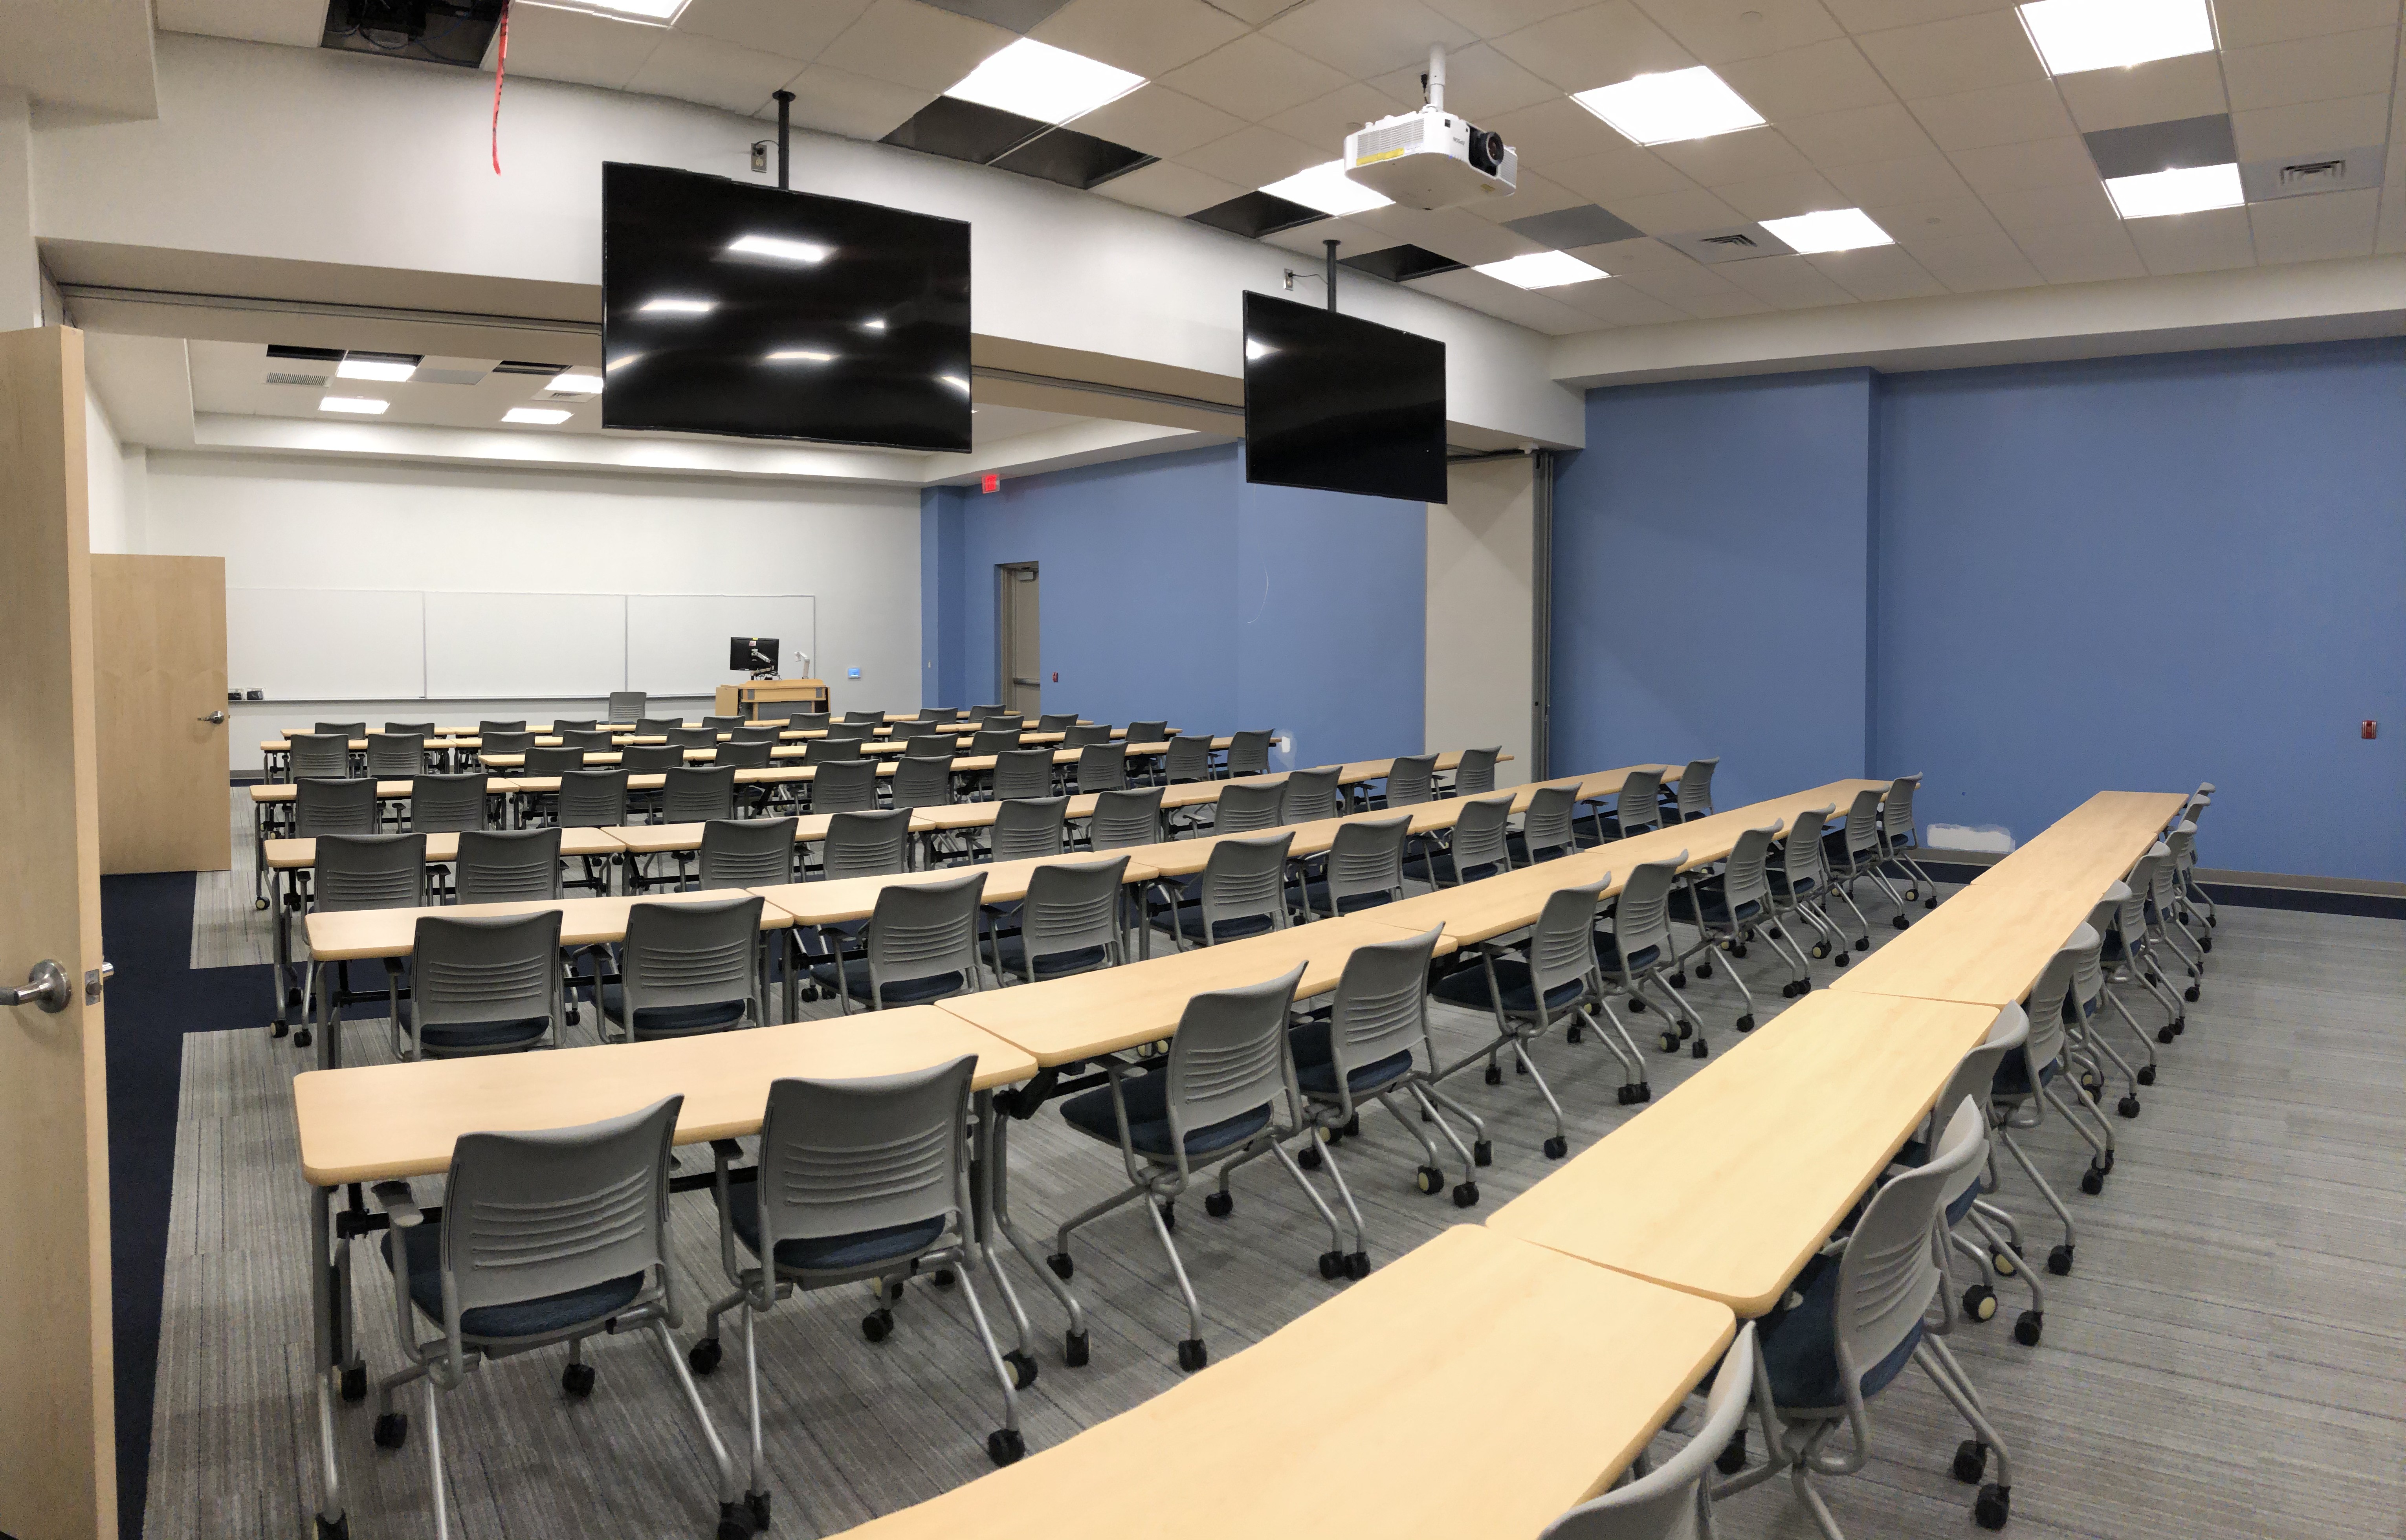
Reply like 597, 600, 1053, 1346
94, 553, 233, 873
0, 326, 119, 1539
998, 561, 1041, 715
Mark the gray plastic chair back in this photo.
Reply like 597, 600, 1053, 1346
1215, 782, 1284, 834
969, 703, 1005, 719
992, 748, 1056, 801
477, 720, 526, 735
2017, 936, 2078, 1080
1452, 747, 1500, 796
2166, 821, 2199, 878
1827, 1105, 1984, 1414
801, 738, 860, 765
1837, 788, 1883, 860
1323, 817, 1408, 913
1521, 785, 1579, 861
1163, 734, 1214, 783
1036, 713, 1078, 732
1719, 822, 1782, 920
1225, 730, 1274, 777
316, 720, 367, 737
2068, 920, 2106, 1014
556, 770, 629, 828
288, 732, 352, 781
866, 873, 985, 1007
1015, 856, 1129, 981
732, 724, 782, 745
1280, 766, 1341, 825
1539, 1322, 1759, 1540
366, 733, 427, 778
455, 828, 561, 904
1612, 768, 1662, 837
903, 732, 958, 759
561, 729, 614, 752
315, 832, 428, 912
622, 744, 684, 772
2114, 856, 2159, 942
701, 715, 743, 730
384, 721, 436, 736
1064, 724, 1113, 749
842, 710, 884, 724
662, 766, 735, 824
1163, 965, 1305, 1159
992, 797, 1068, 861
1125, 720, 1168, 744
410, 773, 489, 834
669, 726, 715, 749
411, 910, 562, 1049
1774, 805, 1834, 891
749, 1059, 973, 1272
1608, 857, 1687, 967
1198, 831, 1294, 943
1384, 754, 1438, 808
1322, 926, 1441, 1087
1447, 794, 1516, 882
825, 721, 878, 742
552, 719, 598, 733
480, 730, 535, 755
1882, 775, 1921, 845
715, 739, 772, 770
1529, 880, 1608, 1006
607, 691, 645, 720
2146, 844, 2181, 918
698, 818, 795, 889
1672, 757, 1719, 822
1089, 787, 1164, 850
822, 810, 909, 879
524, 746, 585, 775
636, 717, 682, 735
970, 727, 1023, 755
620, 895, 762, 1035
888, 754, 954, 810
1075, 743, 1128, 793
297, 777, 379, 839
809, 759, 879, 814
1927, 1005, 2024, 1184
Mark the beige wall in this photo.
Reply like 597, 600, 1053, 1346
1426, 456, 1534, 787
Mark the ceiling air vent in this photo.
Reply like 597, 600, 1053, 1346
1658, 223, 1797, 265
2240, 145, 2384, 202
1702, 233, 1757, 249
266, 371, 328, 387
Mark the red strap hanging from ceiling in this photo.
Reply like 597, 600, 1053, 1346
490, 0, 512, 174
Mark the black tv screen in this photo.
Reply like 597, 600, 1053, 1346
731, 636, 777, 671
1242, 291, 1446, 504
602, 162, 972, 451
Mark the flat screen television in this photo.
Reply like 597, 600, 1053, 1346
602, 162, 972, 451
1241, 291, 1446, 504
731, 636, 778, 673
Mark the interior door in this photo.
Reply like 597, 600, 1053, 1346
0, 326, 119, 1540
94, 553, 233, 873
998, 562, 1041, 715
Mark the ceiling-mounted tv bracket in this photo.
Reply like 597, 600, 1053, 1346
1280, 239, 1342, 312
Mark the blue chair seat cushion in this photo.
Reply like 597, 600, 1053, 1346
1758, 1251, 1925, 1414
1430, 956, 1586, 1017
1289, 1018, 1415, 1096
1166, 905, 1279, 943
1763, 868, 1818, 897
805, 957, 970, 1005
1404, 851, 1507, 887
1060, 1070, 1272, 1160
1303, 880, 1396, 917
598, 983, 746, 1036
1505, 832, 1574, 865
382, 1223, 643, 1341
719, 1172, 948, 1272
992, 934, 1111, 982
1989, 1046, 2059, 1097
1593, 931, 1661, 974
396, 1001, 550, 1055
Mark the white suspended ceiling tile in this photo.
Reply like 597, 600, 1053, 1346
1159, 31, 1355, 121
2053, 50, 2228, 133
1262, 213, 1387, 258
2233, 94, 2395, 160
1674, 286, 1780, 317
2376, 184, 2406, 253
778, 61, 938, 140
675, 0, 873, 60
1173, 123, 1328, 188
155, 0, 334, 47
1716, 38, 1900, 119
2221, 28, 2400, 115
1549, 275, 1691, 324
1351, 202, 1541, 262
1205, 0, 1310, 23
1903, 231, 2045, 292
1777, 101, 1940, 165
1602, 184, 1750, 233
1863, 191, 2003, 239
1852, 10, 2044, 99
2212, 0, 2402, 51
1564, 232, 1706, 274
1421, 0, 1595, 41
1628, 0, 1848, 65
816, 0, 1014, 93
1262, 80, 1422, 148
1071, 83, 1245, 159
2248, 187, 2382, 264
625, 31, 805, 116
2008, 219, 2147, 283
1905, 79, 2079, 152
500, 4, 664, 91
1406, 268, 1606, 331
1088, 158, 1242, 215
1944, 134, 2101, 196
1486, 1, 1697, 94
1260, 0, 1478, 79
1712, 166, 1851, 219
1819, 0, 2023, 30
1715, 252, 1860, 307
1367, 41, 1561, 120
2125, 204, 2259, 275
1807, 243, 1949, 301
1976, 178, 2120, 235
1819, 152, 1973, 205
1481, 95, 1634, 163
1029, 0, 1250, 78
1648, 125, 1816, 185
1544, 143, 1701, 203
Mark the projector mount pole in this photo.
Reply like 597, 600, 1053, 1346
773, 89, 793, 189
1425, 44, 1446, 112
1324, 239, 1339, 312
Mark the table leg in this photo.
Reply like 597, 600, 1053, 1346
318, 963, 341, 1071
310, 1184, 348, 1538
271, 868, 291, 1038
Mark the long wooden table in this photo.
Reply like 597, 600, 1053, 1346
1971, 790, 2188, 896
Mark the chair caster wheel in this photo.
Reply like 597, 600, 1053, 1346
1834, 953, 1850, 967
690, 1337, 723, 1375
1732, 943, 1748, 959
271, 1020, 289, 1039
1160, 1199, 1175, 1230
562, 1361, 596, 1397
1634, 1081, 1651, 1102
1472, 1139, 1493, 1167
988, 1428, 1025, 1466
1297, 1145, 1323, 1171
1695, 960, 1712, 979
1319, 1250, 1346, 1280
1046, 1252, 1073, 1281
2117, 1094, 2141, 1118
1342, 1113, 1360, 1137
1177, 1338, 1208, 1372
1414, 1165, 1444, 1195
1811, 942, 1830, 960
930, 1267, 955, 1287
317, 1516, 351, 1540
862, 1308, 893, 1342
1452, 1181, 1479, 1207
1690, 1038, 1708, 1060
372, 1412, 408, 1450
1003, 1349, 1037, 1390
746, 1490, 772, 1531
1904, 887, 1919, 902
1975, 1482, 2011, 1530
2096, 1150, 2114, 1173
1616, 1083, 1638, 1105
2136, 1065, 2156, 1086
1345, 1250, 1370, 1280
2047, 1244, 2074, 1275
2080, 1168, 2104, 1195
2157, 1024, 2176, 1044
565, 1008, 581, 1026
1542, 1135, 1568, 1160
716, 1509, 752, 1540
1565, 1023, 1583, 1043
1963, 1283, 1995, 1321
1992, 1249, 2017, 1277
1893, 914, 1909, 930
1064, 1330, 1089, 1368
340, 1364, 367, 1402
1669, 971, 1686, 988
1731, 1014, 1754, 1034
1924, 896, 1937, 910
2014, 1311, 2042, 1346
286, 987, 304, 1008
1853, 936, 1869, 952
1658, 1031, 1680, 1053
1781, 982, 1800, 998
1715, 1430, 1748, 1476
255, 896, 271, 911
1483, 1064, 1503, 1086
1206, 1189, 1235, 1216
2171, 1016, 2186, 1036
2184, 984, 2200, 1002
1953, 1438, 1988, 1483
293, 1027, 314, 1049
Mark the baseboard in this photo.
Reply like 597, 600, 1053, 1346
1911, 849, 2404, 920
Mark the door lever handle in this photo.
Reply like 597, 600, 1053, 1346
2, 961, 71, 1013
200, 710, 226, 725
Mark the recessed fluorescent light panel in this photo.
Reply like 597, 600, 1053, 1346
336, 354, 418, 383
546, 371, 602, 394
1572, 66, 1764, 146
1259, 160, 1392, 217
766, 350, 836, 363
318, 396, 389, 414
1474, 251, 1608, 289
727, 234, 830, 264
2017, 0, 2215, 77
503, 407, 572, 424
2104, 161, 2243, 218
517, 0, 688, 23
1759, 208, 1894, 253
943, 37, 1143, 126
640, 298, 715, 314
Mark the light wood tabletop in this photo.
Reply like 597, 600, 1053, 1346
829, 1224, 1733, 1540
609, 814, 838, 855
1114, 803, 1466, 880
497, 764, 842, 792
936, 913, 1458, 1066
262, 827, 624, 869
752, 852, 1162, 926
293, 1007, 1036, 1186
248, 779, 419, 805
303, 888, 798, 962
1971, 790, 2187, 896
1487, 991, 2000, 1317
1829, 883, 2096, 1008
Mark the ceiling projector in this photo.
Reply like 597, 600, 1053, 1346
1342, 46, 1517, 211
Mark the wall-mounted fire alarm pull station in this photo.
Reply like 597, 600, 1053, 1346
2364, 720, 2378, 740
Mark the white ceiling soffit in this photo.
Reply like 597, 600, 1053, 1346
0, 0, 158, 122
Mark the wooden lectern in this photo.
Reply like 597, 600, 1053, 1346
717, 678, 829, 719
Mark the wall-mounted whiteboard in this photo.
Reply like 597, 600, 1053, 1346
425, 591, 628, 697
627, 595, 816, 695
227, 587, 427, 699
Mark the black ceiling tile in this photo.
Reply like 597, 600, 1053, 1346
1504, 203, 1647, 250
993, 125, 1157, 190
1188, 191, 1328, 239
915, 0, 1071, 31
319, 0, 501, 68
2084, 114, 2237, 179
884, 95, 1053, 164
1340, 244, 1468, 282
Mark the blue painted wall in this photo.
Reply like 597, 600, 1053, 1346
1551, 370, 1876, 812
920, 442, 1425, 768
